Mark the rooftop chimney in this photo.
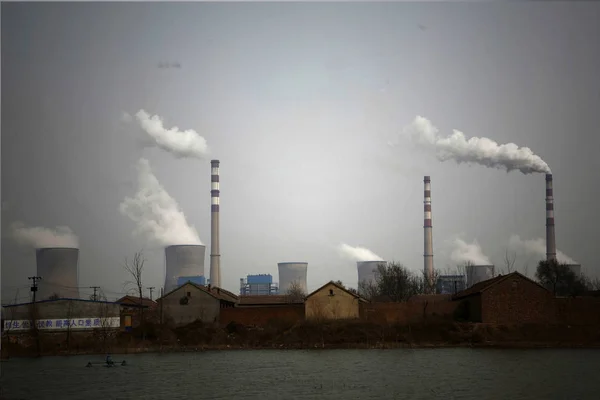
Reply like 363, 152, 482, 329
210, 160, 221, 288
546, 174, 556, 261
424, 176, 434, 291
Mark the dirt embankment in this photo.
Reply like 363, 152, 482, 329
3, 321, 600, 359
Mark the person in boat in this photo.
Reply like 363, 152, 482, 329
106, 354, 113, 365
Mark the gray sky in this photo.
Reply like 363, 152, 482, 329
2, 2, 599, 302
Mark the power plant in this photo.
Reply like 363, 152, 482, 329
210, 159, 221, 288
240, 274, 279, 296
465, 264, 495, 288
545, 174, 557, 262
278, 262, 308, 294
164, 245, 206, 293
423, 176, 434, 290
36, 247, 80, 300
357, 261, 384, 288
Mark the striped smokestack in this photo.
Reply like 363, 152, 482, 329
545, 173, 556, 261
210, 159, 221, 288
424, 176, 434, 290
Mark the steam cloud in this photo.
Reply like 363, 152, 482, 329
126, 109, 209, 159
11, 222, 79, 248
450, 238, 491, 265
337, 243, 384, 262
119, 158, 203, 246
508, 234, 576, 265
396, 116, 551, 175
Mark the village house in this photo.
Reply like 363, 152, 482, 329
157, 282, 236, 327
305, 281, 366, 321
116, 295, 157, 331
219, 294, 305, 327
452, 271, 554, 324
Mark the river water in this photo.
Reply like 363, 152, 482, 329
1, 348, 599, 399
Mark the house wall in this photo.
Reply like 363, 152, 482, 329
360, 299, 459, 324
220, 305, 305, 327
3, 300, 120, 320
305, 283, 360, 320
159, 284, 221, 327
481, 276, 554, 324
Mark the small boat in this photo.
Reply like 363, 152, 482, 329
86, 360, 127, 368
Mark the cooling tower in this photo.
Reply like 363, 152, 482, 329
465, 265, 495, 288
210, 159, 221, 288
423, 176, 434, 291
278, 262, 308, 295
545, 174, 557, 261
36, 247, 80, 300
357, 261, 385, 288
165, 245, 206, 293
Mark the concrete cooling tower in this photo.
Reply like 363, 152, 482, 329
465, 265, 495, 288
278, 262, 308, 294
165, 245, 206, 293
357, 261, 385, 288
36, 247, 80, 300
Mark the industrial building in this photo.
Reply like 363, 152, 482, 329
436, 275, 466, 295
164, 245, 206, 294
357, 261, 384, 292
278, 262, 308, 295
423, 176, 434, 290
210, 159, 222, 288
466, 265, 496, 288
36, 247, 80, 300
239, 274, 279, 296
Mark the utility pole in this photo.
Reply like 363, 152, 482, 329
28, 276, 42, 357
90, 286, 101, 301
147, 287, 155, 301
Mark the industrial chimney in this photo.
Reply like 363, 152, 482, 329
210, 160, 221, 288
545, 174, 556, 261
424, 176, 434, 291
36, 247, 80, 300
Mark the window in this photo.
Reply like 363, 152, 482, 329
187, 291, 191, 297
329, 289, 334, 296
512, 281, 518, 288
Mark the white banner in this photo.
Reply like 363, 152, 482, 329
2, 317, 120, 332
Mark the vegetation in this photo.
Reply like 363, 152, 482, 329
123, 250, 147, 339
285, 280, 306, 302
358, 262, 440, 302
535, 259, 589, 297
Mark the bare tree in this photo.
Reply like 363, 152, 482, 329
358, 280, 379, 301
94, 290, 114, 353
48, 293, 60, 301
1, 289, 21, 358
503, 249, 517, 274
285, 280, 306, 303
123, 251, 146, 338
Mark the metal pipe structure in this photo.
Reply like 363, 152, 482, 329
210, 159, 221, 288
545, 174, 556, 261
35, 247, 80, 300
424, 176, 434, 290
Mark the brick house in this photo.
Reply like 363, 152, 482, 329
452, 272, 554, 324
305, 281, 367, 321
220, 295, 305, 327
116, 295, 157, 330
157, 282, 236, 327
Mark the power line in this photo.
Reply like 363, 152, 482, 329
89, 286, 101, 301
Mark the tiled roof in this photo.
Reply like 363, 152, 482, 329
452, 271, 547, 300
116, 295, 157, 308
160, 282, 237, 303
306, 281, 366, 301
238, 295, 302, 305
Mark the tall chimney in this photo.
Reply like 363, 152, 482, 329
210, 160, 221, 288
545, 173, 556, 261
424, 176, 434, 291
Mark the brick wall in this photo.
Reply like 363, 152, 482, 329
220, 305, 305, 327
555, 297, 600, 325
360, 299, 459, 325
481, 276, 555, 324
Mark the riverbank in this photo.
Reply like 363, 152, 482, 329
3, 321, 600, 359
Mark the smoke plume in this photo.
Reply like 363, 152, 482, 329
450, 238, 491, 265
396, 116, 551, 175
11, 222, 79, 248
508, 234, 576, 264
126, 109, 209, 159
337, 243, 384, 262
119, 158, 203, 247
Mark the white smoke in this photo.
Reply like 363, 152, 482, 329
119, 158, 203, 247
508, 234, 576, 264
337, 243, 384, 262
127, 109, 209, 159
396, 116, 551, 175
11, 222, 79, 248
450, 238, 491, 265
